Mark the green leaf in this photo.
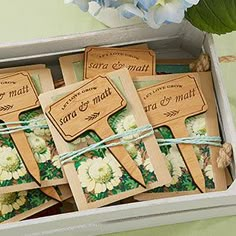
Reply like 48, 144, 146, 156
88, 131, 101, 143
88, 191, 108, 202
0, 134, 14, 148
186, 0, 236, 34
158, 127, 173, 139
19, 109, 41, 121
27, 189, 50, 207
17, 173, 34, 184
0, 212, 15, 222
0, 179, 12, 187
205, 176, 215, 189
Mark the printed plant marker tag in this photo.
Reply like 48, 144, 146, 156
84, 47, 156, 79
0, 72, 41, 185
59, 43, 149, 85
138, 75, 208, 192
46, 75, 146, 187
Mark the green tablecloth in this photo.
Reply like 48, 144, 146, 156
0, 0, 106, 42
214, 34, 236, 126
1, 0, 236, 235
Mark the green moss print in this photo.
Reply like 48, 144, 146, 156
0, 108, 63, 188
0, 188, 51, 223
69, 108, 157, 203
152, 114, 215, 193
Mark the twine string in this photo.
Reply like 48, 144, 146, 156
0, 118, 47, 135
157, 136, 222, 147
60, 124, 154, 164
0, 118, 223, 165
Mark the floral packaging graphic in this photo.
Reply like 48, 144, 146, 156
0, 69, 67, 193
138, 74, 208, 192
0, 110, 63, 187
0, 185, 72, 223
0, 68, 73, 223
0, 72, 42, 186
133, 72, 227, 201
39, 68, 171, 210
154, 118, 215, 191
0, 189, 49, 223
0, 146, 27, 182
78, 152, 123, 194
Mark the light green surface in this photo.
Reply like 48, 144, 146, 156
0, 0, 106, 43
219, 62, 236, 126
0, 1, 236, 235
214, 32, 236, 57
107, 216, 236, 236
213, 32, 236, 128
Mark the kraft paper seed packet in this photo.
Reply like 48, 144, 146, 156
39, 68, 171, 210
133, 72, 227, 201
0, 69, 67, 194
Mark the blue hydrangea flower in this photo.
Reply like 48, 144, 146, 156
65, 0, 126, 11
119, 0, 200, 28
65, 0, 200, 28
64, 0, 90, 11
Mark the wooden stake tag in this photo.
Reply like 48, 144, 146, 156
59, 43, 149, 85
138, 75, 208, 192
46, 75, 146, 187
0, 72, 41, 185
84, 47, 156, 80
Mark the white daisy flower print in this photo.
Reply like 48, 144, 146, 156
0, 191, 27, 216
78, 152, 122, 194
0, 147, 27, 181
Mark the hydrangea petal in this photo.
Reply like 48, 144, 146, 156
65, 0, 90, 11
118, 3, 144, 19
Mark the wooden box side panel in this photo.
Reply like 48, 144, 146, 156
2, 191, 236, 235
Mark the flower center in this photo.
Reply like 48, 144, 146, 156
0, 192, 17, 205
34, 138, 47, 153
156, 0, 166, 6
89, 161, 113, 184
2, 154, 20, 172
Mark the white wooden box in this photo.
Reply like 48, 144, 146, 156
0, 21, 236, 236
